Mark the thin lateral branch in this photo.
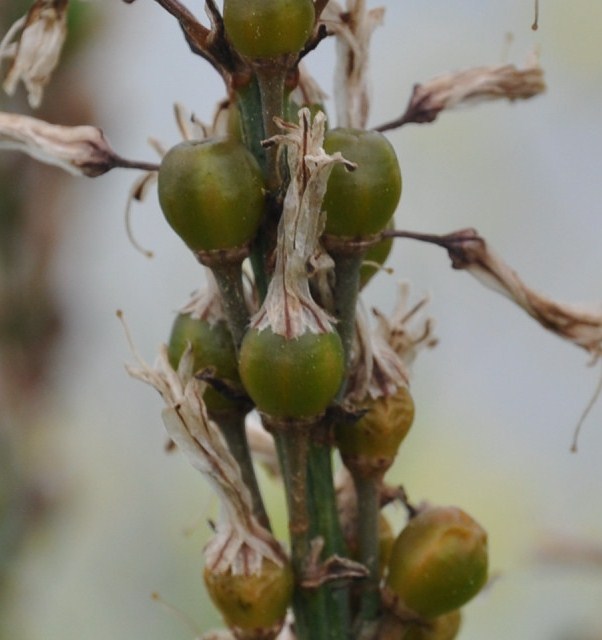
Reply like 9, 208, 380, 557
112, 155, 160, 172
150, 0, 210, 54
375, 60, 545, 132
386, 227, 602, 360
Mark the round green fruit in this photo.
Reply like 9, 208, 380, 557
204, 558, 293, 633
239, 328, 344, 419
167, 313, 240, 411
224, 0, 315, 59
322, 128, 402, 238
384, 507, 488, 620
158, 138, 265, 253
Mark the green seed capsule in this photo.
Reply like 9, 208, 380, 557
239, 327, 344, 419
204, 558, 293, 637
384, 506, 488, 620
322, 128, 402, 238
167, 313, 240, 411
223, 0, 315, 59
158, 138, 265, 253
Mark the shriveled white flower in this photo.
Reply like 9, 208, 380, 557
0, 0, 68, 108
126, 343, 286, 574
320, 0, 385, 129
346, 301, 409, 403
373, 282, 438, 369
0, 111, 123, 176
378, 56, 545, 131
346, 284, 436, 402
252, 108, 354, 337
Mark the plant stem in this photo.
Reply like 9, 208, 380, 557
307, 437, 352, 639
254, 62, 287, 194
272, 425, 350, 640
216, 410, 270, 530
353, 474, 381, 632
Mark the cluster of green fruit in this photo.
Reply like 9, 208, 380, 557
155, 2, 488, 639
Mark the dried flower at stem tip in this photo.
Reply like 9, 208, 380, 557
376, 57, 545, 131
394, 228, 602, 361
0, 0, 68, 108
0, 112, 159, 176
320, 0, 385, 129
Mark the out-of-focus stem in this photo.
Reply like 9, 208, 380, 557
216, 410, 270, 530
333, 251, 364, 375
208, 261, 249, 349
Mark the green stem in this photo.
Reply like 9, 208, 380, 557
353, 474, 381, 632
216, 410, 271, 530
272, 426, 351, 640
209, 261, 249, 349
271, 428, 311, 639
254, 63, 287, 194
307, 438, 351, 639
234, 77, 267, 171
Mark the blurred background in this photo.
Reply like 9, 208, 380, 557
1, 1, 602, 638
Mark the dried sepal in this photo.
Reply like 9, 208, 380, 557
0, 0, 68, 108
320, 0, 385, 129
178, 270, 228, 328
378, 55, 545, 131
252, 108, 354, 338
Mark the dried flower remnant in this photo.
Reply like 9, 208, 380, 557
0, 111, 158, 176
376, 58, 546, 131
374, 282, 438, 370
0, 0, 68, 108
126, 342, 292, 637
390, 228, 602, 359
320, 0, 385, 129
252, 109, 354, 337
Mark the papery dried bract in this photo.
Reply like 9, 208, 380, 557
0, 0, 68, 108
252, 108, 353, 337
